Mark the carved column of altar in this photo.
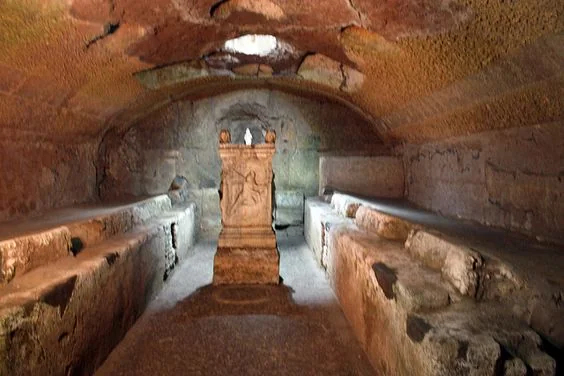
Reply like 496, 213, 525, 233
213, 130, 279, 285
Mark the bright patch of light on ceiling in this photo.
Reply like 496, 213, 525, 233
224, 34, 278, 56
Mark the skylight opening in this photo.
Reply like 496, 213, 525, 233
224, 34, 278, 56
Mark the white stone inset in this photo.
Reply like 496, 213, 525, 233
244, 128, 253, 145
224, 34, 278, 56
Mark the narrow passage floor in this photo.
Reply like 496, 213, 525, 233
96, 234, 377, 376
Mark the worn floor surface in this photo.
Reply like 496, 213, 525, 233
96, 234, 377, 376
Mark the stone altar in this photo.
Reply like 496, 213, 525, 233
213, 129, 280, 284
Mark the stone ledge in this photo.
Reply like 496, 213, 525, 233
304, 197, 558, 375
405, 229, 484, 297
405, 229, 524, 300
335, 228, 455, 313
0, 203, 198, 375
0, 195, 172, 285
0, 228, 71, 285
304, 197, 351, 268
0, 228, 163, 374
66, 195, 172, 248
355, 206, 413, 241
329, 224, 555, 375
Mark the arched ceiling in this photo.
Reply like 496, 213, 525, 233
0, 0, 562, 144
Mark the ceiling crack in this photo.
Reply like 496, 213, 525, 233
339, 63, 347, 91
346, 0, 366, 27
85, 22, 120, 49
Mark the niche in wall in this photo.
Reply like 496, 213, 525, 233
99, 89, 384, 231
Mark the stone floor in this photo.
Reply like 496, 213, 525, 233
96, 234, 377, 376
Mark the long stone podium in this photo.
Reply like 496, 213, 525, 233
213, 130, 280, 284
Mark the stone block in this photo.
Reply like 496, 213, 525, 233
304, 197, 350, 267
496, 330, 557, 376
213, 248, 280, 285
331, 193, 362, 218
0, 228, 71, 284
218, 227, 277, 249
355, 206, 412, 241
134, 61, 211, 89
67, 195, 172, 247
504, 358, 527, 376
405, 229, 483, 297
297, 54, 343, 89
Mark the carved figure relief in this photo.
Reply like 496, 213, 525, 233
217, 129, 275, 229
229, 170, 263, 216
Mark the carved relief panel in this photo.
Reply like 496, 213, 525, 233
220, 149, 273, 228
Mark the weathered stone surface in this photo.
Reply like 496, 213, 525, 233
298, 54, 344, 89
212, 0, 286, 21
405, 229, 483, 297
297, 54, 365, 93
352, 0, 470, 39
308, 197, 563, 375
504, 358, 527, 376
342, 65, 365, 93
402, 122, 564, 243
0, 195, 177, 285
232, 63, 274, 77
304, 197, 351, 268
183, 188, 221, 235
67, 195, 172, 247
0, 0, 561, 176
405, 314, 432, 342
529, 298, 564, 350
324, 225, 456, 375
167, 175, 190, 206
0, 138, 98, 223
172, 203, 198, 261
320, 156, 404, 198
0, 228, 71, 284
356, 206, 412, 241
331, 193, 362, 218
213, 248, 280, 285
134, 61, 212, 89
0, 202, 198, 375
495, 330, 557, 376
477, 257, 522, 301
372, 262, 397, 299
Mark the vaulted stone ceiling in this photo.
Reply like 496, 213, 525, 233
0, 0, 562, 144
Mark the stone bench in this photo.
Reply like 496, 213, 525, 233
305, 195, 559, 376
304, 196, 351, 268
0, 198, 198, 374
0, 195, 172, 284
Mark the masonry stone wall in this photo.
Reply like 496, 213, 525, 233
99, 89, 384, 229
403, 121, 564, 242
0, 135, 98, 222
319, 155, 404, 198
